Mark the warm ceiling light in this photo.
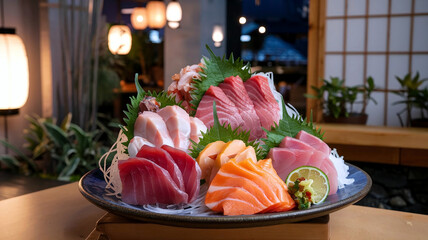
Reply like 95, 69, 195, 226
131, 7, 148, 30
108, 25, 132, 55
212, 25, 224, 47
239, 17, 246, 24
0, 28, 29, 113
166, 0, 182, 29
258, 26, 266, 34
147, 1, 166, 29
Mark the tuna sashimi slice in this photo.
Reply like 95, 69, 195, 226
134, 111, 174, 147
161, 145, 202, 203
195, 86, 244, 130
189, 117, 207, 144
205, 159, 295, 215
119, 158, 188, 205
279, 136, 314, 152
158, 105, 191, 150
296, 130, 331, 155
244, 75, 280, 135
219, 76, 263, 140
268, 147, 338, 195
136, 145, 185, 192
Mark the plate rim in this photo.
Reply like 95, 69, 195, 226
79, 163, 372, 228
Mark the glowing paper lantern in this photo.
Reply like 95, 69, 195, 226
0, 28, 29, 113
147, 1, 166, 29
108, 25, 132, 55
212, 25, 224, 47
131, 7, 148, 30
166, 0, 182, 29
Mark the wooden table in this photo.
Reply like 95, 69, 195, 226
0, 182, 427, 240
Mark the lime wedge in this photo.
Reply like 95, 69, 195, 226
286, 166, 330, 204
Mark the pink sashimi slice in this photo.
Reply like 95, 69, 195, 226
161, 145, 202, 203
158, 105, 191, 151
279, 136, 314, 152
189, 117, 207, 145
268, 147, 338, 195
119, 158, 188, 205
244, 75, 280, 136
195, 86, 244, 130
296, 130, 331, 155
219, 76, 263, 140
134, 111, 174, 147
136, 145, 185, 192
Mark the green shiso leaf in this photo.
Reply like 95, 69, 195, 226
261, 98, 324, 158
121, 74, 183, 148
189, 45, 251, 115
189, 101, 263, 160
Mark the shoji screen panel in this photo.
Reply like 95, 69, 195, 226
322, 0, 428, 126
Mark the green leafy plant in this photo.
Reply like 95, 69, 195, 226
190, 45, 251, 115
121, 74, 183, 148
189, 101, 263, 160
394, 72, 428, 127
305, 76, 377, 119
261, 99, 324, 158
0, 114, 110, 181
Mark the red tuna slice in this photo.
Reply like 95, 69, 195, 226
244, 76, 280, 135
195, 86, 244, 130
279, 136, 314, 152
161, 145, 202, 203
158, 105, 191, 151
136, 145, 185, 192
296, 130, 330, 155
119, 158, 188, 205
268, 148, 338, 195
219, 76, 263, 140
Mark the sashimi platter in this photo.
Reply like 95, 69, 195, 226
79, 47, 372, 228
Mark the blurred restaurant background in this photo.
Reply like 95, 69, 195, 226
0, 0, 427, 214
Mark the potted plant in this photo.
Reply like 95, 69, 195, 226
394, 72, 428, 128
306, 76, 376, 124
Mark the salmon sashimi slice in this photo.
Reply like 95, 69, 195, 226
134, 111, 174, 147
158, 105, 191, 151
205, 159, 295, 215
219, 76, 263, 140
296, 130, 331, 155
244, 75, 280, 136
195, 86, 244, 130
136, 145, 185, 193
119, 158, 188, 205
161, 145, 202, 203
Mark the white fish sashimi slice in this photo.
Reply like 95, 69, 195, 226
128, 136, 155, 157
158, 105, 191, 150
134, 111, 174, 147
189, 117, 207, 144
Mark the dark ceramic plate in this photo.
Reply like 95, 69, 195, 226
79, 164, 371, 228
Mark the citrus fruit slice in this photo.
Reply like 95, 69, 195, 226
285, 166, 330, 204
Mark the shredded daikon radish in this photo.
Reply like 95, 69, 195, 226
98, 129, 128, 198
329, 148, 355, 189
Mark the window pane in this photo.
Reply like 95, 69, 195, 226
327, 0, 345, 17
346, 18, 365, 51
367, 18, 387, 52
326, 19, 344, 52
389, 17, 411, 52
413, 16, 428, 51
